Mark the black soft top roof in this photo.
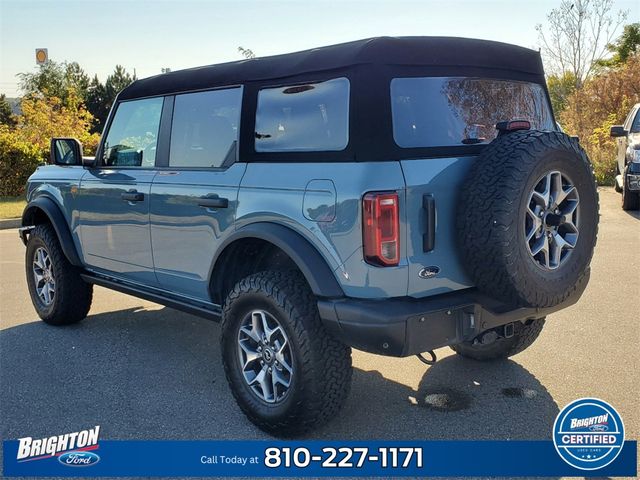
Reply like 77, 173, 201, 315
119, 36, 545, 100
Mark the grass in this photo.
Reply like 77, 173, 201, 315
0, 196, 26, 219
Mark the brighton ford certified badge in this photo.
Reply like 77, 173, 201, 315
553, 398, 624, 470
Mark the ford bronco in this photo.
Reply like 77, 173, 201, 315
20, 37, 599, 435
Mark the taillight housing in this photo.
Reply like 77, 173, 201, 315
362, 192, 400, 266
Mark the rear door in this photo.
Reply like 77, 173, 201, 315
149, 87, 245, 301
390, 76, 556, 298
78, 97, 164, 285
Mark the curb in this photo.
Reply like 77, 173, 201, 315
0, 218, 21, 230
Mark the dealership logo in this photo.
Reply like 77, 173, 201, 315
16, 425, 100, 466
553, 399, 624, 470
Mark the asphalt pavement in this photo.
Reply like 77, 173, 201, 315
0, 187, 638, 479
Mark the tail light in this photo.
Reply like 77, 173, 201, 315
362, 192, 400, 266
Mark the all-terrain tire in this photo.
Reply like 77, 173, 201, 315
220, 271, 352, 436
457, 131, 599, 308
25, 223, 93, 325
451, 318, 545, 361
621, 165, 640, 210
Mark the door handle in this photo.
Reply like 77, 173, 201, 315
198, 194, 229, 209
121, 190, 144, 202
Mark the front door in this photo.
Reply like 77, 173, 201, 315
149, 87, 244, 301
78, 96, 165, 285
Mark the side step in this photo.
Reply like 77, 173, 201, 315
80, 273, 222, 321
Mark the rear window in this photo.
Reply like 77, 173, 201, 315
391, 77, 554, 148
254, 77, 350, 152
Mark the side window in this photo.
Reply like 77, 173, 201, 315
169, 87, 242, 168
255, 77, 349, 152
626, 108, 640, 133
103, 97, 163, 167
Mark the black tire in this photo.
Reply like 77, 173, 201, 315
220, 271, 352, 436
25, 223, 93, 325
621, 165, 640, 210
451, 318, 545, 361
457, 131, 598, 308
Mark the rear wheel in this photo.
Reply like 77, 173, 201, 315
220, 271, 352, 436
451, 318, 545, 361
25, 224, 93, 325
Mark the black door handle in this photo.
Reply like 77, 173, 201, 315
121, 191, 144, 202
198, 194, 229, 209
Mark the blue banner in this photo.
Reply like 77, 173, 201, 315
3, 440, 637, 477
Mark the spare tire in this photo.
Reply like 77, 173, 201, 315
457, 130, 598, 308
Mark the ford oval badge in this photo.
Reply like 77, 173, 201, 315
418, 266, 440, 279
58, 451, 100, 467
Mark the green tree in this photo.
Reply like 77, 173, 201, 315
86, 75, 108, 133
0, 94, 15, 126
547, 72, 577, 114
597, 22, 640, 67
238, 46, 256, 59
18, 61, 90, 105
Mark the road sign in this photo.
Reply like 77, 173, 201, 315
35, 48, 48, 65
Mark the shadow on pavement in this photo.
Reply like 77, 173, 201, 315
2, 306, 559, 445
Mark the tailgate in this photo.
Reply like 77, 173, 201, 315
401, 157, 475, 298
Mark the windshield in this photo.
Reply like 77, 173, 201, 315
391, 77, 555, 148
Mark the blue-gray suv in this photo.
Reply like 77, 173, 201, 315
20, 37, 599, 435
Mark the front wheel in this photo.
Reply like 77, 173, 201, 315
220, 271, 352, 436
621, 165, 640, 210
450, 318, 545, 361
25, 224, 93, 325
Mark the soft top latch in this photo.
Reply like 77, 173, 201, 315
495, 120, 531, 134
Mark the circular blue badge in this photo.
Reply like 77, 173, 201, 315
553, 398, 624, 470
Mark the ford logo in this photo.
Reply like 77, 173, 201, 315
418, 266, 440, 279
58, 451, 100, 467
589, 424, 608, 432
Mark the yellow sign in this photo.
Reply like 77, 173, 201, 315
35, 48, 48, 65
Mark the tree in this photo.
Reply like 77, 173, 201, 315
85, 65, 137, 133
536, 0, 627, 88
86, 75, 108, 133
238, 46, 256, 59
559, 52, 640, 183
18, 61, 90, 105
546, 72, 577, 114
597, 22, 640, 67
0, 94, 15, 126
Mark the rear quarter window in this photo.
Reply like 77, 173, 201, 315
254, 77, 350, 152
391, 77, 555, 148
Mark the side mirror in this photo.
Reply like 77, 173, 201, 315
50, 138, 83, 165
610, 125, 627, 138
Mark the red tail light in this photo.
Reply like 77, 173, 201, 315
363, 192, 400, 266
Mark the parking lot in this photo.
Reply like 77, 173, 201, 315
1, 187, 638, 475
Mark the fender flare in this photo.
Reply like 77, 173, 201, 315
212, 222, 344, 298
22, 196, 83, 267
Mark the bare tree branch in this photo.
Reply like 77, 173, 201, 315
537, 0, 627, 87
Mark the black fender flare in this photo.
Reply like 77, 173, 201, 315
212, 223, 344, 298
22, 196, 83, 267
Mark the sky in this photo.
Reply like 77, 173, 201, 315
1, 0, 639, 97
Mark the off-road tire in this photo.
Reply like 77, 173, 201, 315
457, 131, 598, 308
25, 223, 93, 325
451, 318, 545, 361
220, 271, 352, 436
621, 165, 640, 210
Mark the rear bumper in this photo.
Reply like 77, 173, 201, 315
318, 288, 581, 357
